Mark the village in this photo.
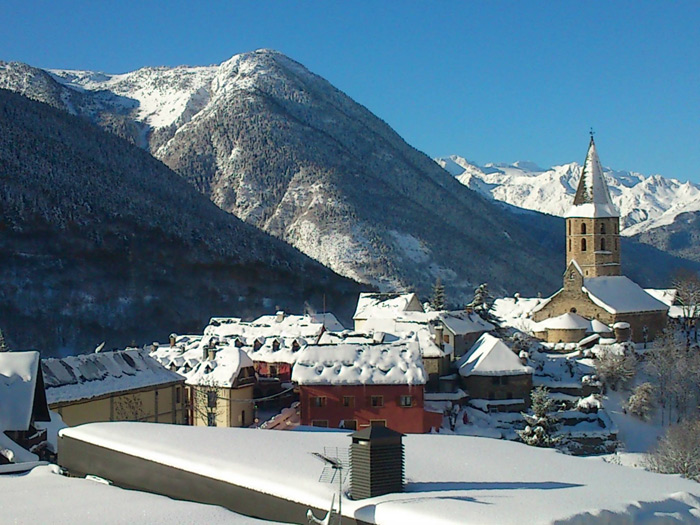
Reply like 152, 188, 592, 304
2, 138, 700, 523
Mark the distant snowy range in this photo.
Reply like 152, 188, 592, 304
437, 155, 700, 238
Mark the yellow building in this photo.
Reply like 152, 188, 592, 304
184, 345, 257, 427
42, 350, 186, 427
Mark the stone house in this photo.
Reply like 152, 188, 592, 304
531, 137, 668, 342
457, 334, 533, 411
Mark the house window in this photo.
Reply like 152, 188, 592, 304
371, 395, 384, 407
601, 238, 606, 251
269, 364, 278, 376
341, 420, 357, 430
370, 420, 386, 427
399, 395, 413, 407
207, 413, 216, 427
240, 410, 246, 426
581, 223, 587, 234
207, 390, 217, 408
312, 420, 328, 428
343, 396, 354, 407
311, 396, 327, 407
581, 238, 587, 251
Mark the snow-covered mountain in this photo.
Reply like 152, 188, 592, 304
1, 52, 696, 299
437, 155, 700, 237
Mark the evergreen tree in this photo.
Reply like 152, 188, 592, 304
467, 283, 499, 324
517, 387, 560, 447
431, 278, 446, 311
0, 328, 9, 352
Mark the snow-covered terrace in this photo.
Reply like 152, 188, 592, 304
58, 423, 700, 524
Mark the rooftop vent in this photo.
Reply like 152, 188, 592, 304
350, 426, 404, 500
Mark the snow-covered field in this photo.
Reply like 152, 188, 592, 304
60, 422, 700, 524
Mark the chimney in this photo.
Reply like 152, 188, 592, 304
350, 426, 404, 500
169, 333, 177, 347
207, 348, 217, 361
613, 322, 631, 343
434, 325, 444, 349
276, 310, 285, 323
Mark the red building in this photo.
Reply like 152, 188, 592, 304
292, 341, 442, 434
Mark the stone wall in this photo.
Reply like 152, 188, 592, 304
566, 217, 621, 277
462, 374, 532, 407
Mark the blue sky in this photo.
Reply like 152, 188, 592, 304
4, 1, 698, 181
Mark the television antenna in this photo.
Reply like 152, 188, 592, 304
307, 447, 349, 525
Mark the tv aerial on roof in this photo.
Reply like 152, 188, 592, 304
307, 447, 349, 525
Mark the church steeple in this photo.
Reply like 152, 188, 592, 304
568, 135, 618, 217
564, 136, 621, 277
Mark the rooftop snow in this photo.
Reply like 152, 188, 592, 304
457, 334, 533, 377
185, 344, 254, 388
353, 292, 423, 320
42, 350, 184, 405
533, 312, 591, 331
292, 339, 426, 386
583, 276, 670, 314
0, 464, 277, 524
440, 311, 494, 335
58, 423, 700, 524
0, 351, 41, 431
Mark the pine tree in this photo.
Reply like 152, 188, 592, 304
0, 328, 9, 352
431, 278, 446, 311
517, 386, 560, 447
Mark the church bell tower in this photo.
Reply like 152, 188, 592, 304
564, 136, 621, 278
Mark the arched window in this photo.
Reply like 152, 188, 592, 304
568, 222, 571, 235
601, 238, 606, 251
615, 239, 618, 250
568, 239, 571, 251
581, 223, 587, 234
600, 223, 606, 234
581, 238, 587, 251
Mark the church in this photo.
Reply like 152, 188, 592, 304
531, 136, 668, 343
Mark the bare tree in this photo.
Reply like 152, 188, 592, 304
626, 382, 655, 420
646, 330, 700, 425
114, 394, 146, 421
596, 350, 636, 391
673, 269, 700, 322
646, 419, 700, 482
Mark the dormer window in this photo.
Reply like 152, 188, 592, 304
272, 339, 280, 351
292, 340, 300, 352
235, 338, 244, 348
253, 339, 262, 351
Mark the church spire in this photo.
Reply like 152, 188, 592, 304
565, 135, 618, 218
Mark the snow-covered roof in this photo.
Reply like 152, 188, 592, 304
1, 464, 272, 524
583, 276, 669, 314
0, 351, 46, 432
457, 334, 533, 377
42, 350, 185, 405
352, 292, 423, 320
58, 423, 700, 524
185, 345, 254, 388
416, 327, 452, 358
440, 311, 494, 335
292, 339, 426, 386
644, 288, 676, 307
564, 137, 618, 218
204, 312, 343, 343
589, 318, 613, 334
532, 312, 591, 332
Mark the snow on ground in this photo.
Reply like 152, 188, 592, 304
0, 464, 279, 524
61, 423, 700, 524
492, 297, 541, 332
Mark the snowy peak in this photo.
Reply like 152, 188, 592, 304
439, 153, 700, 236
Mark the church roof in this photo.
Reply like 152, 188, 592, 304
583, 276, 669, 314
533, 312, 591, 331
564, 137, 618, 219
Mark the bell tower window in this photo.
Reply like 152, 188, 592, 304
601, 238, 606, 251
581, 223, 587, 234
581, 238, 587, 251
600, 223, 606, 234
